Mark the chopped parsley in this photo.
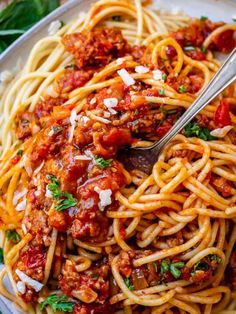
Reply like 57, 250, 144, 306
112, 15, 121, 21
0, 248, 3, 264
162, 73, 167, 81
184, 46, 195, 51
200, 16, 208, 21
6, 230, 21, 244
209, 254, 222, 264
94, 156, 113, 169
124, 277, 134, 291
55, 192, 77, 212
184, 122, 215, 141
179, 85, 187, 94
134, 109, 140, 115
159, 89, 165, 95
51, 126, 62, 134
47, 176, 77, 211
201, 46, 207, 53
170, 262, 185, 279
40, 294, 74, 312
16, 150, 23, 156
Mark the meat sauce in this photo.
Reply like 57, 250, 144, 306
12, 24, 235, 310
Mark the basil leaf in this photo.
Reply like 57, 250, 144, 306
48, 175, 62, 200
40, 294, 74, 312
6, 229, 21, 244
184, 122, 215, 141
55, 192, 77, 211
124, 277, 134, 291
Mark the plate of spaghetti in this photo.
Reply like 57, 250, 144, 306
0, 0, 236, 313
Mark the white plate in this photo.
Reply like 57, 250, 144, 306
0, 0, 236, 313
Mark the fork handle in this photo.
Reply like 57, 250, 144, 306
150, 48, 236, 154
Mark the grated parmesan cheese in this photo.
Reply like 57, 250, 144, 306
116, 58, 124, 65
90, 97, 97, 105
45, 185, 53, 198
152, 69, 163, 81
15, 269, 44, 292
34, 161, 45, 175
16, 281, 26, 294
13, 188, 27, 206
103, 98, 118, 115
16, 199, 27, 211
104, 111, 111, 118
210, 125, 233, 138
74, 155, 92, 161
68, 109, 77, 143
117, 69, 135, 86
135, 66, 149, 74
94, 187, 112, 211
48, 20, 63, 36
0, 70, 13, 83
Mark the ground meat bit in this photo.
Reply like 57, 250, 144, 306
15, 112, 36, 140
62, 29, 128, 68
172, 150, 189, 158
210, 175, 233, 197
48, 208, 73, 232
23, 209, 52, 246
167, 73, 204, 94
118, 250, 135, 278
59, 259, 110, 304
35, 96, 66, 120
21, 289, 38, 304
56, 68, 94, 94
166, 232, 184, 247
73, 302, 114, 314
196, 114, 210, 128
130, 45, 146, 63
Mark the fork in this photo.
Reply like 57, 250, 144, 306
118, 48, 236, 174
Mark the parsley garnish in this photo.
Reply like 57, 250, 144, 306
112, 15, 121, 21
48, 175, 62, 199
159, 89, 165, 95
0, 248, 4, 264
184, 46, 195, 51
134, 109, 140, 115
201, 46, 207, 53
51, 126, 62, 134
16, 150, 23, 156
170, 262, 185, 279
55, 192, 77, 212
40, 294, 74, 312
6, 230, 21, 244
179, 85, 187, 93
124, 277, 134, 291
200, 16, 208, 21
94, 156, 113, 169
209, 254, 222, 264
184, 122, 215, 141
162, 73, 167, 81
47, 176, 77, 211
160, 259, 170, 274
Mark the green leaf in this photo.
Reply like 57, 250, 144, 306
159, 89, 165, 95
184, 122, 215, 141
209, 255, 222, 264
162, 73, 167, 81
40, 294, 74, 312
48, 175, 62, 199
0, 248, 4, 264
200, 16, 208, 21
6, 230, 21, 244
124, 277, 134, 291
201, 46, 207, 53
55, 192, 77, 211
17, 150, 23, 156
160, 259, 170, 274
184, 46, 195, 52
178, 85, 187, 94
170, 264, 182, 279
194, 261, 209, 271
94, 156, 113, 169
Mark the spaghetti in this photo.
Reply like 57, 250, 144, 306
0, 0, 236, 313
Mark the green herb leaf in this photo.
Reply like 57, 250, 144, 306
159, 89, 165, 95
194, 261, 209, 271
112, 15, 121, 21
0, 248, 4, 264
184, 46, 195, 52
40, 294, 74, 312
6, 229, 21, 244
201, 46, 207, 53
209, 255, 222, 264
171, 262, 185, 268
179, 85, 187, 94
162, 73, 167, 81
94, 156, 113, 169
51, 126, 62, 134
134, 109, 140, 115
170, 264, 182, 279
48, 175, 62, 200
184, 122, 215, 141
55, 192, 77, 212
160, 259, 170, 274
200, 16, 208, 21
17, 150, 23, 156
124, 277, 134, 291
166, 109, 178, 115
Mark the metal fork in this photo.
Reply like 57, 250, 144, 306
118, 48, 236, 174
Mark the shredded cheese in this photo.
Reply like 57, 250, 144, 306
16, 199, 27, 211
103, 98, 118, 115
68, 109, 77, 142
116, 58, 124, 65
16, 281, 26, 294
13, 189, 27, 206
152, 69, 163, 81
15, 269, 44, 292
210, 125, 233, 138
117, 69, 135, 86
135, 66, 149, 74
45, 185, 53, 198
74, 155, 92, 161
94, 187, 112, 211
